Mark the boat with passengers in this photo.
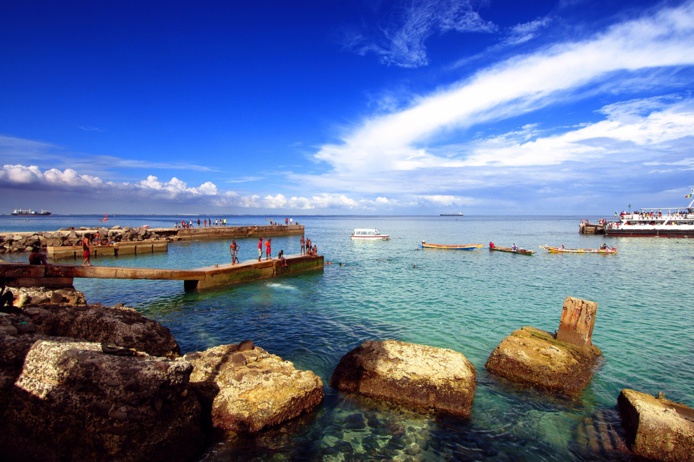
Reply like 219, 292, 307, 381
604, 188, 694, 238
541, 245, 617, 254
351, 228, 390, 240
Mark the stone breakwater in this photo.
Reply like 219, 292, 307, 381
0, 223, 305, 254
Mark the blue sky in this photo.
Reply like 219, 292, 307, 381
1, 0, 694, 215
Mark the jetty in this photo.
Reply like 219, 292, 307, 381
47, 241, 169, 259
0, 254, 323, 292
0, 223, 305, 256
579, 221, 605, 235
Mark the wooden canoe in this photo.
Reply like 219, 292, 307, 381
540, 245, 617, 254
421, 241, 483, 250
489, 245, 535, 256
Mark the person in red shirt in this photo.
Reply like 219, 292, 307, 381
265, 238, 272, 260
257, 238, 263, 262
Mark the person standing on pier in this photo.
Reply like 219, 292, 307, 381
265, 238, 272, 260
258, 237, 263, 262
230, 241, 239, 264
300, 235, 305, 255
82, 235, 92, 266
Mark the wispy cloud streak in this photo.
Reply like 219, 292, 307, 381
314, 1, 694, 191
343, 0, 495, 68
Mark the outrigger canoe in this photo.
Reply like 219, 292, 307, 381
421, 241, 483, 250
540, 245, 617, 254
489, 245, 535, 256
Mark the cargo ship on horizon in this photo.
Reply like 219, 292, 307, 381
11, 208, 52, 216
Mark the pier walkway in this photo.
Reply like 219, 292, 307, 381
0, 254, 323, 292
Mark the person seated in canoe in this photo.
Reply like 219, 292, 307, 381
600, 243, 608, 250
489, 241, 495, 249
512, 243, 517, 251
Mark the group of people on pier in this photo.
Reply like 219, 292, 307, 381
300, 235, 318, 256
176, 218, 229, 229
228, 234, 319, 267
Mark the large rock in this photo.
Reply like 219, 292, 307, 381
485, 326, 602, 397
618, 389, 694, 462
330, 339, 477, 417
0, 313, 45, 408
186, 341, 324, 433
22, 303, 180, 357
0, 339, 204, 462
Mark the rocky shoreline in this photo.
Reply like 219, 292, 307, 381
0, 226, 168, 253
0, 288, 691, 461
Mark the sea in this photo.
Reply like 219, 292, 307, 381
1, 214, 692, 461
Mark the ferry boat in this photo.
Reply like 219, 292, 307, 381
11, 208, 52, 216
604, 188, 694, 238
351, 228, 390, 240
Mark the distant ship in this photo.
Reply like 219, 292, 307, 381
11, 208, 52, 216
440, 212, 464, 216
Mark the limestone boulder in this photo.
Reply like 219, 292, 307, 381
485, 326, 602, 397
186, 341, 324, 433
22, 303, 180, 357
330, 339, 477, 417
10, 286, 86, 307
0, 339, 203, 462
618, 389, 694, 462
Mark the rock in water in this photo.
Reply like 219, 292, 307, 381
485, 326, 602, 397
618, 389, 694, 462
330, 339, 476, 417
0, 339, 203, 462
187, 342, 324, 433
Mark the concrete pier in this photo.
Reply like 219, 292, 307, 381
0, 254, 323, 292
47, 241, 169, 260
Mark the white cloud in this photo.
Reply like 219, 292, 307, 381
311, 1, 694, 192
503, 17, 553, 46
343, 0, 496, 68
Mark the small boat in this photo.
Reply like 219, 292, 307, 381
11, 208, 52, 216
421, 241, 483, 250
540, 245, 617, 254
440, 212, 464, 216
351, 228, 390, 240
489, 244, 535, 256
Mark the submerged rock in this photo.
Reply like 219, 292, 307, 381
186, 341, 324, 434
0, 339, 203, 462
330, 339, 477, 417
485, 326, 602, 397
618, 389, 694, 462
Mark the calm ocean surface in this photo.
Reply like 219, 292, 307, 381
2, 214, 693, 461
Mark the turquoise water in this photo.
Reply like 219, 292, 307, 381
2, 215, 693, 461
